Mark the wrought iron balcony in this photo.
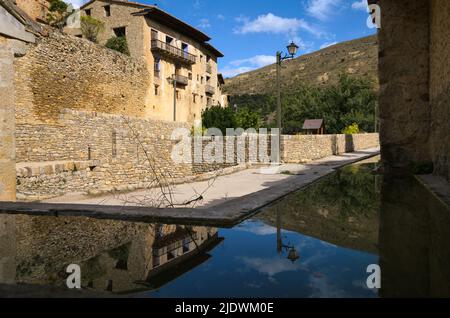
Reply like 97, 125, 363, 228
205, 84, 215, 95
151, 39, 196, 64
174, 74, 189, 86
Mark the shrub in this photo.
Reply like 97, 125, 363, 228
342, 123, 360, 135
81, 16, 104, 43
105, 36, 130, 55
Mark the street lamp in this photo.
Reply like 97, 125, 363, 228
275, 41, 299, 163
276, 208, 300, 263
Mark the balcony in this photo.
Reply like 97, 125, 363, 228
205, 84, 215, 95
151, 39, 196, 65
206, 63, 212, 74
174, 74, 189, 86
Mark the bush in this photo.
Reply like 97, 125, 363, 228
342, 123, 360, 135
105, 36, 130, 55
81, 16, 104, 43
47, 0, 70, 26
201, 106, 262, 134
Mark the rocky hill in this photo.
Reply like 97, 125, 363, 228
223, 35, 378, 96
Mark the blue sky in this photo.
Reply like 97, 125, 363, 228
68, 0, 375, 78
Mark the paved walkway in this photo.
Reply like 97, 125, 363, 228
0, 148, 380, 226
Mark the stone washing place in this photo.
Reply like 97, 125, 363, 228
0, 0, 449, 303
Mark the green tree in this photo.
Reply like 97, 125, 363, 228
229, 74, 378, 134
235, 108, 261, 130
47, 0, 71, 27
201, 106, 236, 134
81, 16, 104, 43
105, 36, 130, 55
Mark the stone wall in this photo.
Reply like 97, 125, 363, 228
14, 31, 150, 124
15, 107, 379, 199
282, 133, 379, 163
377, 0, 449, 181
15, 109, 192, 197
377, 0, 432, 176
430, 0, 450, 181
0, 36, 16, 201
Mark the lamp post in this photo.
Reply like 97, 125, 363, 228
276, 41, 299, 163
173, 75, 177, 122
276, 207, 300, 263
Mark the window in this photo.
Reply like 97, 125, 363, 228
206, 75, 211, 84
197, 74, 200, 81
85, 9, 91, 16
193, 94, 197, 103
154, 57, 161, 78
166, 36, 173, 45
182, 43, 188, 52
176, 90, 181, 99
200, 55, 203, 62
154, 84, 159, 96
104, 5, 111, 17
113, 27, 126, 38
188, 72, 192, 80
200, 76, 204, 84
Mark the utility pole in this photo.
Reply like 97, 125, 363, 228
276, 51, 282, 164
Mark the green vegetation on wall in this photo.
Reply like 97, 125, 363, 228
81, 16, 104, 43
105, 36, 130, 55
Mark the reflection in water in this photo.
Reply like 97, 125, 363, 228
0, 216, 221, 294
0, 158, 449, 297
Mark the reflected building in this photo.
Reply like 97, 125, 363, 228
0, 215, 222, 295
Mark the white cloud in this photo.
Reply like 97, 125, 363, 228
320, 41, 338, 49
220, 66, 254, 78
220, 55, 277, 78
235, 222, 278, 236
230, 55, 276, 68
351, 0, 368, 11
66, 0, 85, 9
239, 257, 304, 276
234, 13, 327, 39
217, 14, 226, 21
306, 0, 344, 21
198, 18, 211, 29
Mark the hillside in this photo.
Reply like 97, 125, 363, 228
223, 35, 378, 96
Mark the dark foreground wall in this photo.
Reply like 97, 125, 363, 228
377, 0, 449, 180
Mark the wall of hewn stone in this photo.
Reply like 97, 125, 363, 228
15, 107, 379, 199
14, 31, 150, 124
282, 133, 380, 163
15, 109, 192, 197
0, 36, 17, 201
430, 0, 450, 181
377, 0, 432, 176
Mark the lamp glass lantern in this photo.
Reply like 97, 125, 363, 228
287, 41, 299, 57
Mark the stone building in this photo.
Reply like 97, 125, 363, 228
14, 0, 51, 23
67, 0, 228, 123
374, 0, 450, 181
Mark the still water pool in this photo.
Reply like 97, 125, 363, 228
0, 158, 449, 297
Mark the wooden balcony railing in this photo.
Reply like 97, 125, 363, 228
205, 84, 215, 95
151, 39, 196, 64
174, 74, 189, 86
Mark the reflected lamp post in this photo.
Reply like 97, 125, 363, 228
276, 208, 300, 263
275, 41, 299, 163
